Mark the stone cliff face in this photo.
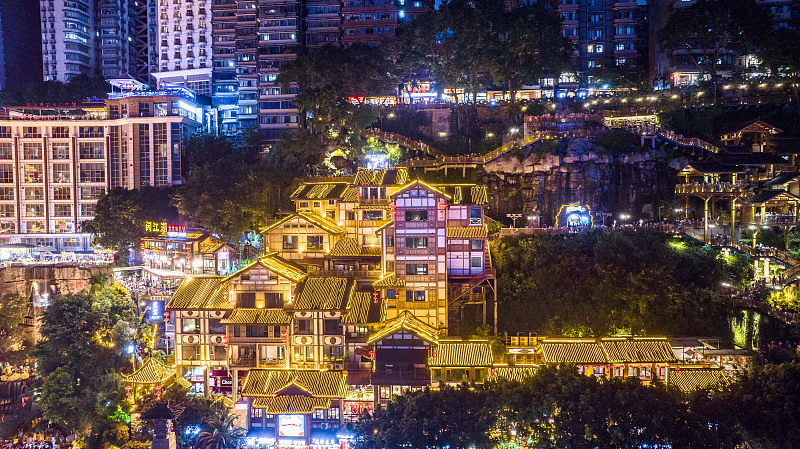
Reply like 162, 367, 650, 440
483, 138, 687, 226
0, 264, 112, 300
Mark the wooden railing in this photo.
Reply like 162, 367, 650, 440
675, 183, 741, 195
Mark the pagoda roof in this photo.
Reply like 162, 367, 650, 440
327, 238, 381, 257
353, 168, 409, 186
711, 152, 788, 166
367, 311, 439, 345
429, 341, 493, 367
489, 366, 538, 382
374, 220, 395, 234
123, 357, 177, 385
540, 339, 607, 364
435, 185, 489, 205
166, 276, 232, 310
290, 182, 350, 201
223, 253, 308, 284
241, 370, 347, 398
293, 277, 356, 310
199, 239, 229, 254
341, 292, 386, 324
763, 172, 800, 187
220, 308, 292, 324
251, 396, 331, 414
679, 161, 744, 175
599, 337, 678, 363
668, 367, 727, 393
720, 119, 783, 137
447, 224, 489, 239
260, 211, 346, 235
372, 272, 405, 288
745, 190, 800, 205
390, 180, 451, 199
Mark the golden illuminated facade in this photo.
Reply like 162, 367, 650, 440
163, 167, 728, 447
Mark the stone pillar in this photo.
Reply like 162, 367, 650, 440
754, 259, 760, 279
764, 258, 770, 281
153, 419, 176, 449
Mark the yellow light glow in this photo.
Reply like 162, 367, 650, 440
671, 94, 678, 99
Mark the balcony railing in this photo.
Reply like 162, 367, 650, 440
371, 368, 430, 382
748, 214, 798, 226
675, 182, 740, 195
320, 269, 382, 278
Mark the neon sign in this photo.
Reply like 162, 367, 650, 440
144, 221, 187, 237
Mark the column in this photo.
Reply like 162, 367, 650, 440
730, 198, 736, 243
764, 258, 770, 281
703, 197, 710, 243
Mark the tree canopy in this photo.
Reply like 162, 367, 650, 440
0, 75, 110, 107
658, 0, 772, 91
172, 133, 292, 241
81, 186, 177, 264
351, 363, 800, 449
32, 284, 137, 447
492, 231, 753, 338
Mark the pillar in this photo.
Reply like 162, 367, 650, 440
754, 259, 760, 279
203, 366, 209, 398
685, 197, 689, 220
703, 197, 710, 243
730, 198, 736, 243
232, 368, 238, 402
764, 258, 770, 281
785, 227, 790, 251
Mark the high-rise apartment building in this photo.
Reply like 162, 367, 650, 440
0, 3, 43, 91
39, 0, 152, 83
151, 0, 214, 97
211, 0, 432, 142
0, 89, 202, 252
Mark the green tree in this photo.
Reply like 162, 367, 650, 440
81, 187, 177, 264
32, 285, 137, 444
0, 75, 110, 107
491, 231, 753, 339
173, 134, 288, 241
277, 44, 390, 136
657, 0, 771, 102
494, 3, 572, 104
0, 293, 30, 364
721, 361, 800, 448
196, 412, 246, 449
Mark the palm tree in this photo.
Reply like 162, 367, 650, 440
195, 412, 246, 449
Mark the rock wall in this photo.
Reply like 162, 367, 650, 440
484, 138, 688, 226
0, 264, 112, 299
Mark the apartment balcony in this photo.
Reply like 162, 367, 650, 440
613, 1, 637, 9
557, 4, 579, 12
675, 182, 741, 196
343, 19, 397, 26
371, 368, 430, 383
358, 197, 389, 206
229, 357, 286, 368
